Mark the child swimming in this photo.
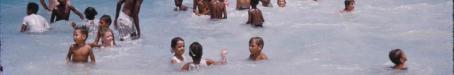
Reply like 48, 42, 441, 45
21, 2, 50, 33
92, 15, 116, 47
66, 26, 96, 64
170, 37, 185, 64
341, 0, 355, 13
181, 42, 227, 71
389, 49, 407, 70
249, 37, 267, 61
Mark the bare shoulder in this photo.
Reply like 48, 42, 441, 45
259, 53, 268, 60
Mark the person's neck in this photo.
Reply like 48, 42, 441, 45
75, 42, 86, 47
249, 52, 261, 60
174, 54, 184, 61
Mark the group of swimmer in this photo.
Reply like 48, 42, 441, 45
17, 0, 408, 72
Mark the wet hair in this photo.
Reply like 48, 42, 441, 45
249, 37, 264, 49
74, 26, 89, 41
189, 42, 203, 63
100, 15, 112, 26
251, 0, 259, 9
344, 0, 354, 7
84, 7, 98, 20
27, 2, 39, 14
171, 37, 184, 49
174, 0, 183, 7
389, 49, 405, 65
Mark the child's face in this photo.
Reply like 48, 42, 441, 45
73, 30, 86, 44
99, 20, 108, 27
103, 31, 113, 42
347, 1, 355, 10
174, 41, 185, 55
249, 40, 261, 55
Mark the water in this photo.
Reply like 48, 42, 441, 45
0, 0, 452, 75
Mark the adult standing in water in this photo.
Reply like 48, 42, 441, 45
39, 0, 71, 12
114, 0, 143, 41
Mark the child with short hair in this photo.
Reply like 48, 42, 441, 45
246, 0, 265, 27
92, 15, 116, 47
181, 42, 227, 71
66, 26, 96, 63
277, 0, 286, 7
84, 7, 98, 32
342, 0, 355, 12
249, 37, 267, 61
170, 37, 185, 64
389, 49, 407, 70
21, 2, 50, 33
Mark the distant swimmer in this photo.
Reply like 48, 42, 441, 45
389, 49, 407, 70
174, 0, 188, 11
236, 0, 250, 10
50, 0, 84, 23
170, 37, 185, 64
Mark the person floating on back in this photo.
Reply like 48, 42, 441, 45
209, 0, 227, 19
341, 0, 355, 13
389, 49, 407, 70
170, 37, 186, 64
248, 37, 268, 61
174, 0, 188, 11
50, 0, 84, 23
21, 2, 50, 33
92, 15, 116, 48
181, 42, 227, 71
66, 26, 96, 64
246, 0, 265, 27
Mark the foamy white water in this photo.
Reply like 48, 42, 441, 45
0, 0, 452, 75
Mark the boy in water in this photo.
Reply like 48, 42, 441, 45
389, 49, 407, 70
84, 7, 98, 32
174, 0, 188, 11
236, 0, 250, 10
277, 0, 286, 7
249, 37, 267, 61
246, 0, 265, 27
170, 37, 185, 64
341, 0, 355, 13
66, 26, 96, 64
181, 42, 227, 71
21, 2, 50, 33
92, 15, 116, 47
193, 0, 211, 15
209, 0, 227, 19
50, 0, 84, 23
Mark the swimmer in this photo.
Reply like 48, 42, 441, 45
181, 42, 227, 71
389, 49, 407, 70
21, 2, 50, 33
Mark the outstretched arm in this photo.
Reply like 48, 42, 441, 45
39, 0, 50, 11
206, 49, 228, 65
70, 6, 85, 20
114, 0, 125, 30
89, 48, 96, 64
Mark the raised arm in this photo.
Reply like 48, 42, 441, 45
70, 6, 85, 20
39, 0, 50, 11
114, 0, 125, 30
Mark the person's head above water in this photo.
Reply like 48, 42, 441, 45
73, 26, 89, 43
84, 7, 98, 20
100, 15, 112, 26
344, 0, 355, 11
171, 37, 185, 54
249, 37, 264, 50
27, 2, 39, 15
389, 49, 407, 70
189, 42, 203, 64
251, 0, 260, 9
